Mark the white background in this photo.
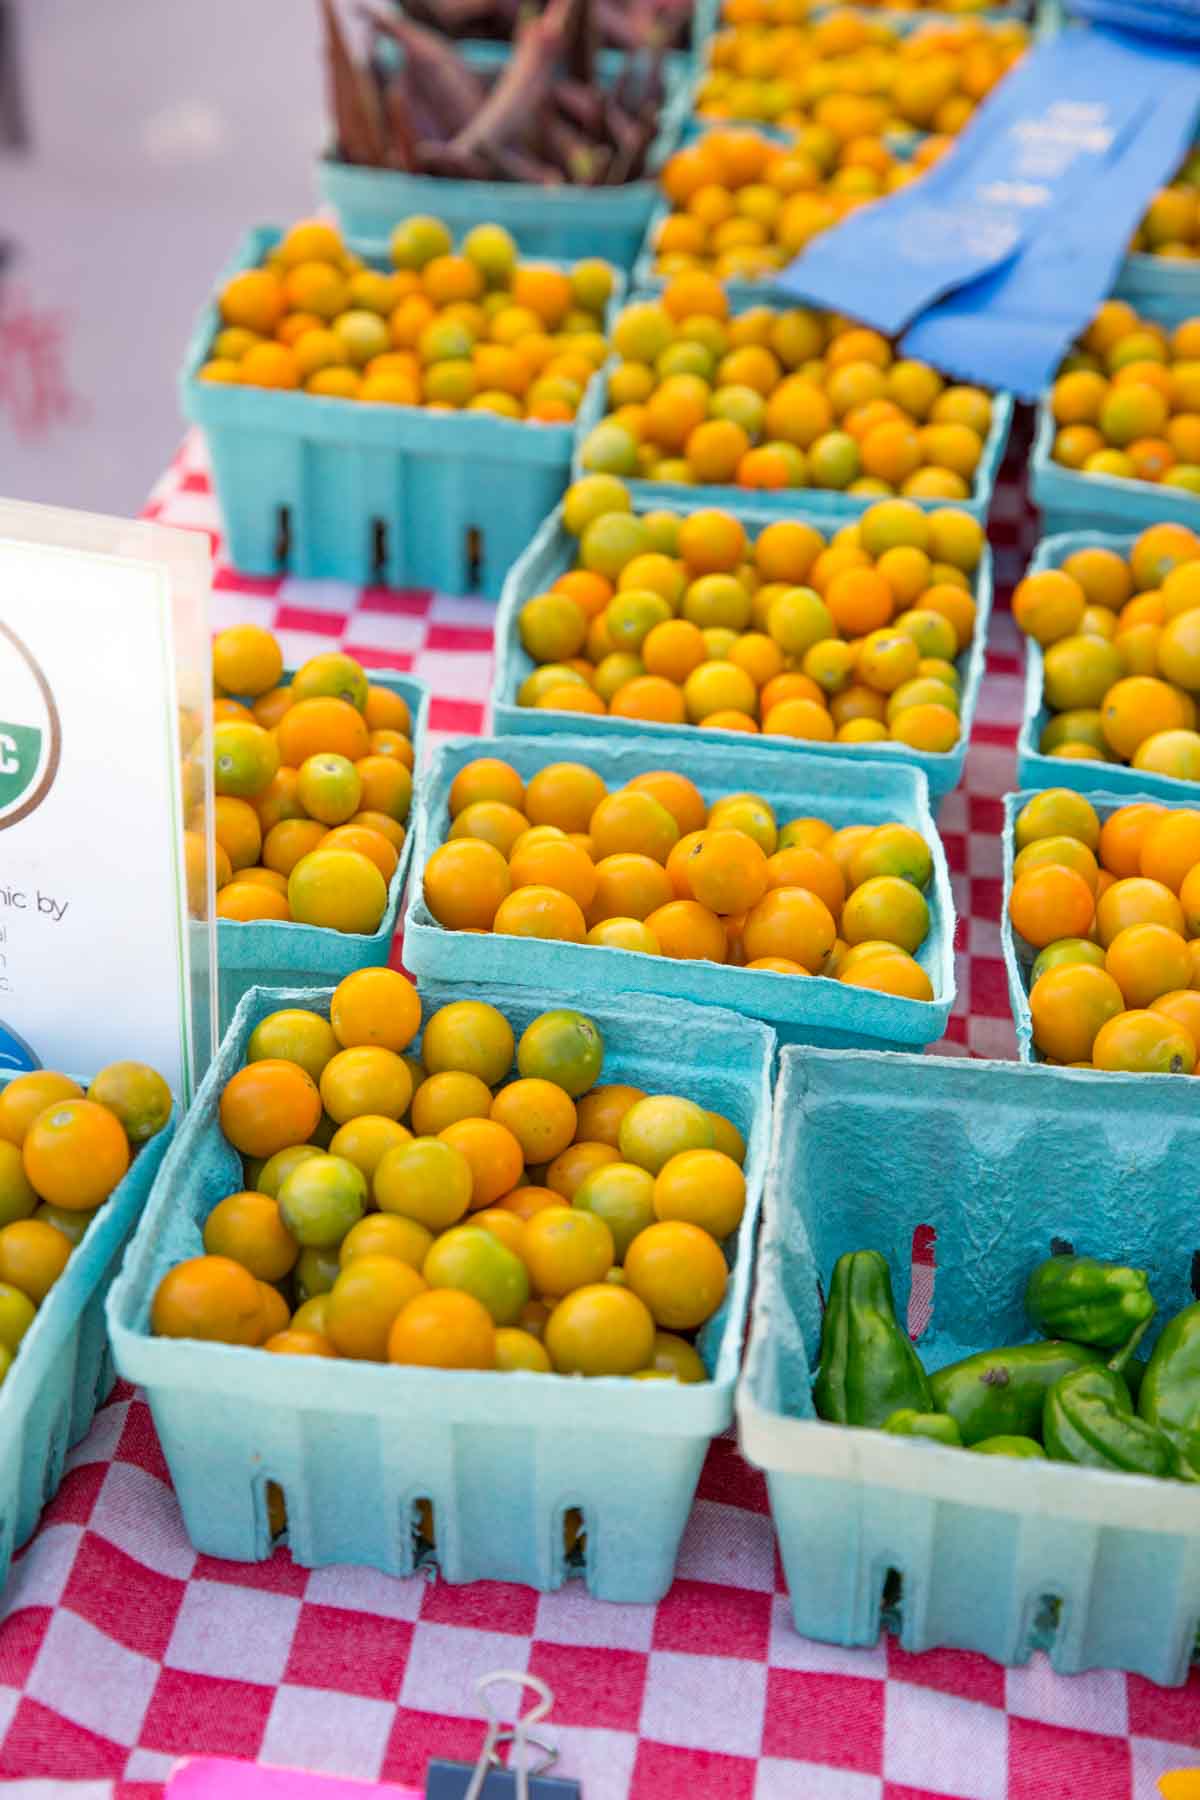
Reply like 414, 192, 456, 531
0, 536, 190, 1091
0, 0, 323, 514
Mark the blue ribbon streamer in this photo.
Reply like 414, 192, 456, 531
776, 26, 1200, 396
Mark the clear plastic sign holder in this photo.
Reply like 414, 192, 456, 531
0, 494, 216, 1100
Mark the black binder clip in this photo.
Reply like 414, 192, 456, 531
425, 1670, 581, 1800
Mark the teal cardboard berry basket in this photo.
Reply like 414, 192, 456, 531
0, 1084, 174, 1597
1030, 401, 1200, 539
181, 229, 623, 598
318, 44, 693, 270
215, 671, 428, 1034
1000, 785, 1198, 1063
690, 0, 1031, 65
632, 192, 795, 312
573, 333, 1015, 529
405, 733, 957, 1050
1115, 148, 1200, 326
1115, 251, 1200, 326
107, 980, 773, 1602
1016, 529, 1200, 802
631, 117, 925, 304
490, 496, 994, 799
630, 118, 926, 306
738, 1043, 1200, 1685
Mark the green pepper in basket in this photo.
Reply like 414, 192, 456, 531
1121, 1357, 1148, 1402
930, 1341, 1101, 1444
883, 1409, 963, 1446
813, 1250, 933, 1429
1045, 1365, 1176, 1477
1139, 1302, 1200, 1480
970, 1435, 1047, 1458
1025, 1255, 1156, 1349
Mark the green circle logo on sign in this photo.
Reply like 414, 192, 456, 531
0, 621, 61, 830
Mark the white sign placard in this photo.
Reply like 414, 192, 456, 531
0, 505, 215, 1097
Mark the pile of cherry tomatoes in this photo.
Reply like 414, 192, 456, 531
152, 972, 747, 1380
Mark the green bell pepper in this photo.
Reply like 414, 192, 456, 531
1045, 1365, 1175, 1476
970, 1435, 1047, 1458
813, 1250, 933, 1429
1139, 1301, 1200, 1480
930, 1341, 1100, 1444
883, 1409, 963, 1446
1025, 1255, 1156, 1349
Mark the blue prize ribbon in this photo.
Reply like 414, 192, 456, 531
901, 34, 1200, 398
775, 29, 1189, 338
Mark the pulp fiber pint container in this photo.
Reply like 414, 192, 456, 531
181, 229, 623, 598
1030, 402, 1200, 539
1016, 529, 1200, 802
1115, 206, 1200, 326
738, 1044, 1200, 1685
999, 785, 1195, 1062
573, 319, 1015, 528
632, 120, 919, 303
214, 672, 429, 1035
1115, 256, 1200, 326
405, 734, 956, 1050
687, 0, 1030, 72
633, 193, 791, 311
0, 1082, 174, 1597
490, 498, 994, 799
317, 44, 693, 268
107, 981, 774, 1602
633, 50, 1022, 298
632, 116, 818, 303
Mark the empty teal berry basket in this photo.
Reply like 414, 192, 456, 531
405, 733, 956, 1050
1000, 785, 1199, 1063
738, 1043, 1200, 1685
182, 229, 622, 598
574, 338, 1014, 527
1016, 529, 1200, 802
1030, 401, 1200, 538
317, 43, 692, 269
216, 671, 428, 1034
107, 979, 773, 1602
0, 1084, 174, 1596
490, 497, 993, 799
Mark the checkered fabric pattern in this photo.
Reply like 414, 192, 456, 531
4, 421, 1197, 1800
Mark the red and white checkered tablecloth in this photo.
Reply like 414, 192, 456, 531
1, 421, 1196, 1800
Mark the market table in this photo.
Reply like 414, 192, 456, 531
1, 418, 1197, 1800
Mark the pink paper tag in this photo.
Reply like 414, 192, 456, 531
167, 1757, 424, 1800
